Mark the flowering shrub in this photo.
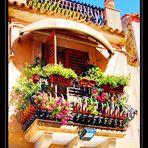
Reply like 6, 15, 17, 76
92, 88, 108, 103
32, 92, 72, 125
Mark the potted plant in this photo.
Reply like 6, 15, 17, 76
98, 75, 130, 94
10, 77, 41, 124
79, 66, 104, 88
43, 64, 77, 86
79, 76, 89, 87
32, 92, 72, 125
23, 64, 43, 83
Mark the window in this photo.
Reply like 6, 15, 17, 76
65, 49, 88, 75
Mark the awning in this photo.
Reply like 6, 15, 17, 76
19, 18, 114, 54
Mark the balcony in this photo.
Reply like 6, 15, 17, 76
11, 63, 137, 147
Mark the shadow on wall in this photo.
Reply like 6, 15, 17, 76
9, 30, 109, 73
9, 115, 34, 148
95, 50, 109, 72
10, 32, 33, 73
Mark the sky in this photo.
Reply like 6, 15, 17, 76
73, 0, 140, 17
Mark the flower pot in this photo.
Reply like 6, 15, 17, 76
32, 74, 40, 83
102, 84, 109, 91
102, 84, 124, 94
87, 80, 96, 88
73, 103, 80, 113
50, 75, 74, 86
18, 105, 37, 124
79, 79, 88, 87
109, 85, 124, 94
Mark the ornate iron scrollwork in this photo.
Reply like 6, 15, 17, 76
125, 104, 138, 121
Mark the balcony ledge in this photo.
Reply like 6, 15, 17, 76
24, 119, 125, 146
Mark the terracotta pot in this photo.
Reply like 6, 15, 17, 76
102, 84, 124, 94
79, 79, 88, 87
87, 80, 96, 88
73, 103, 80, 113
50, 75, 74, 86
102, 84, 109, 91
18, 105, 37, 124
109, 85, 124, 94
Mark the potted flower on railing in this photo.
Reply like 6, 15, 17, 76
101, 94, 128, 120
72, 97, 99, 124
79, 76, 96, 88
32, 92, 72, 125
43, 64, 77, 87
79, 66, 104, 88
23, 63, 43, 83
98, 75, 130, 94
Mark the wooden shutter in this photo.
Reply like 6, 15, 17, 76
65, 49, 88, 75
44, 30, 57, 65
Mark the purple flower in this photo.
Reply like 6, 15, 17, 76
57, 98, 62, 104
61, 121, 67, 125
101, 92, 106, 97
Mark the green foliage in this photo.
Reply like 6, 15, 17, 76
10, 77, 40, 111
43, 64, 78, 79
79, 76, 92, 80
80, 97, 99, 115
82, 66, 104, 81
23, 63, 43, 78
98, 74, 130, 87
116, 94, 128, 111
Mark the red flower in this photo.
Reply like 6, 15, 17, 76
96, 95, 101, 100
93, 89, 98, 94
96, 93, 107, 103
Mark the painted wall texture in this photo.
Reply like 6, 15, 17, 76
121, 14, 140, 64
106, 53, 140, 148
130, 21, 140, 61
104, 7, 122, 31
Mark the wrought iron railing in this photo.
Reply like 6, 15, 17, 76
16, 78, 137, 132
26, 0, 105, 25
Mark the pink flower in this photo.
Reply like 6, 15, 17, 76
62, 110, 67, 114
101, 92, 106, 97
56, 114, 60, 118
93, 90, 98, 94
100, 97, 107, 103
57, 98, 62, 104
59, 114, 64, 118
96, 95, 101, 100
61, 121, 67, 125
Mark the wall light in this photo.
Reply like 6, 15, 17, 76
78, 128, 96, 141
